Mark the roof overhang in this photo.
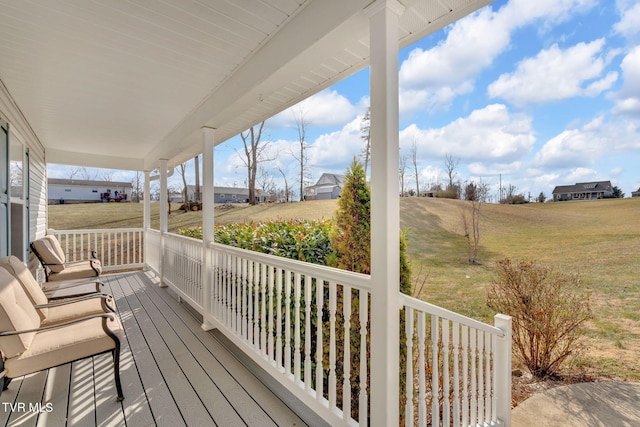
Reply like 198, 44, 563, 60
0, 0, 493, 171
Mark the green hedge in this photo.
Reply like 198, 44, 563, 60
179, 218, 333, 265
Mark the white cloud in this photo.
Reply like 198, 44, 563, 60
614, 1, 640, 38
488, 39, 618, 105
534, 129, 601, 168
399, 104, 535, 164
468, 161, 523, 176
613, 46, 640, 115
534, 115, 640, 169
270, 89, 356, 128
398, 0, 596, 112
528, 172, 561, 193
610, 167, 624, 177
309, 117, 363, 171
565, 167, 600, 182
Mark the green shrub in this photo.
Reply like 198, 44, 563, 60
179, 219, 333, 265
487, 258, 591, 378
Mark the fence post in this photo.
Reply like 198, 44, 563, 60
494, 314, 512, 426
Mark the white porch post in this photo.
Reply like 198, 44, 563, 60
365, 1, 404, 426
143, 170, 150, 270
159, 159, 168, 288
495, 314, 512, 426
202, 127, 216, 330
143, 171, 151, 229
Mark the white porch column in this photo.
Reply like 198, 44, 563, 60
365, 0, 404, 425
143, 170, 151, 270
159, 159, 168, 288
202, 127, 216, 330
143, 171, 151, 230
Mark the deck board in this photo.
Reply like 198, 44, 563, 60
0, 271, 307, 427
36, 365, 70, 427
122, 275, 247, 427
131, 273, 283, 427
104, 274, 181, 427
136, 273, 307, 427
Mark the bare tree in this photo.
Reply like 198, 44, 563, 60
291, 108, 311, 201
178, 162, 189, 208
444, 153, 460, 192
239, 121, 268, 205
275, 165, 291, 203
399, 152, 408, 197
410, 140, 420, 196
257, 165, 276, 200
67, 167, 81, 179
501, 183, 523, 204
360, 108, 371, 176
9, 160, 22, 187
80, 167, 100, 181
461, 199, 481, 264
476, 180, 491, 203
131, 171, 143, 202
100, 171, 114, 182
149, 181, 160, 201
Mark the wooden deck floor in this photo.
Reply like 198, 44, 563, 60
0, 271, 307, 427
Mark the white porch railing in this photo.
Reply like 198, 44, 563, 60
208, 242, 372, 426
162, 232, 203, 310
400, 295, 511, 427
48, 228, 145, 271
49, 228, 511, 426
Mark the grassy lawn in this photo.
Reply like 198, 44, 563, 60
48, 197, 640, 380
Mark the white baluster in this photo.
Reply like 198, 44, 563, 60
329, 281, 337, 410
294, 272, 302, 382
405, 307, 414, 427
268, 266, 275, 363
343, 286, 352, 422
452, 322, 460, 427
359, 289, 368, 427
443, 320, 450, 426
261, 262, 267, 356
276, 268, 283, 368
304, 275, 312, 391
247, 260, 254, 345
432, 315, 440, 427
470, 328, 477, 426
418, 312, 426, 426
462, 326, 469, 426
485, 332, 492, 425
478, 329, 485, 424
285, 269, 292, 375
315, 278, 324, 402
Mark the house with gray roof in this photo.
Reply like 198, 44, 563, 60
631, 187, 640, 197
305, 173, 345, 200
552, 181, 614, 201
170, 185, 267, 204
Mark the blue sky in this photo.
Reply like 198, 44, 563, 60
50, 0, 640, 200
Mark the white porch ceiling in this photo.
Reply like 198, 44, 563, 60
0, 0, 492, 171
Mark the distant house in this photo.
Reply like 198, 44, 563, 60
48, 178, 132, 204
552, 181, 614, 201
632, 187, 640, 197
306, 173, 345, 200
171, 185, 267, 204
